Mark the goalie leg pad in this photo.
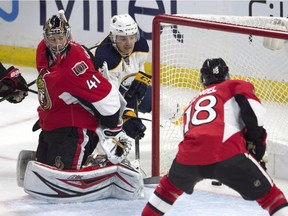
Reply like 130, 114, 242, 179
23, 160, 144, 203
16, 150, 36, 187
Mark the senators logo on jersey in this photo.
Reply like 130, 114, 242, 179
72, 61, 88, 76
37, 68, 52, 110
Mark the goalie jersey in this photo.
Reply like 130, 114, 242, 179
177, 80, 266, 165
93, 35, 149, 89
36, 39, 123, 131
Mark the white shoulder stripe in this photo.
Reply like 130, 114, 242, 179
91, 84, 121, 116
223, 97, 245, 142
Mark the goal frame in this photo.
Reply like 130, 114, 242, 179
151, 14, 288, 177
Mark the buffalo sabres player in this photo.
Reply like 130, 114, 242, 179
142, 58, 288, 216
93, 14, 149, 140
35, 11, 132, 170
0, 62, 28, 103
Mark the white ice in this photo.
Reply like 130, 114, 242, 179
0, 65, 287, 216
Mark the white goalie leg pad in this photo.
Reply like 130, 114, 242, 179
272, 206, 288, 216
23, 160, 144, 203
113, 162, 144, 200
263, 20, 287, 51
16, 150, 36, 187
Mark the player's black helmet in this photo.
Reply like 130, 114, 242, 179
200, 58, 229, 86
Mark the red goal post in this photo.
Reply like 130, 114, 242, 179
151, 14, 288, 177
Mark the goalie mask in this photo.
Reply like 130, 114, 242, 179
43, 14, 71, 55
200, 58, 229, 86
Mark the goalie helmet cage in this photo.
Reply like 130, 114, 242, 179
151, 14, 288, 177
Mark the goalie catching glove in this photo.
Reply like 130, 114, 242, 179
125, 71, 151, 104
0, 64, 28, 103
123, 110, 146, 139
96, 123, 132, 164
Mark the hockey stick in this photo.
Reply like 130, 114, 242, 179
134, 95, 140, 160
132, 97, 159, 184
28, 88, 38, 94
88, 43, 106, 51
133, 98, 162, 184
123, 115, 152, 123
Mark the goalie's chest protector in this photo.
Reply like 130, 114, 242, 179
177, 80, 261, 165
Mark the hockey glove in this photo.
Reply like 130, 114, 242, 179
245, 127, 267, 162
125, 71, 151, 104
96, 123, 132, 164
0, 66, 28, 103
123, 110, 146, 139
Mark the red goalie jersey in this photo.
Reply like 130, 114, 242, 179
177, 79, 266, 165
36, 39, 122, 131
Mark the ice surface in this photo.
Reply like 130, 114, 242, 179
0, 66, 287, 216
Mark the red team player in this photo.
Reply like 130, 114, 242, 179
34, 12, 130, 170
142, 58, 288, 216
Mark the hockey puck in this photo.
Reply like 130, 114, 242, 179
211, 181, 222, 186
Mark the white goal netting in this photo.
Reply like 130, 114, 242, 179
153, 14, 288, 176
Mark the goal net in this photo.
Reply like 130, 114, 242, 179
152, 14, 288, 176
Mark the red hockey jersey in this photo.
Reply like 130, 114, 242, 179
36, 40, 122, 131
176, 80, 266, 165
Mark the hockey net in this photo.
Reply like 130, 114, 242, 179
152, 14, 288, 176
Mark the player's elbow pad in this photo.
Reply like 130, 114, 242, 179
234, 94, 259, 130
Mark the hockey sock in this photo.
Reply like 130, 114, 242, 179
141, 175, 183, 216
257, 184, 288, 215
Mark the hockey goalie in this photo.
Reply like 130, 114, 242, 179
15, 10, 144, 203
16, 125, 144, 203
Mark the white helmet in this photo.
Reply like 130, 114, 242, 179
109, 14, 139, 43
